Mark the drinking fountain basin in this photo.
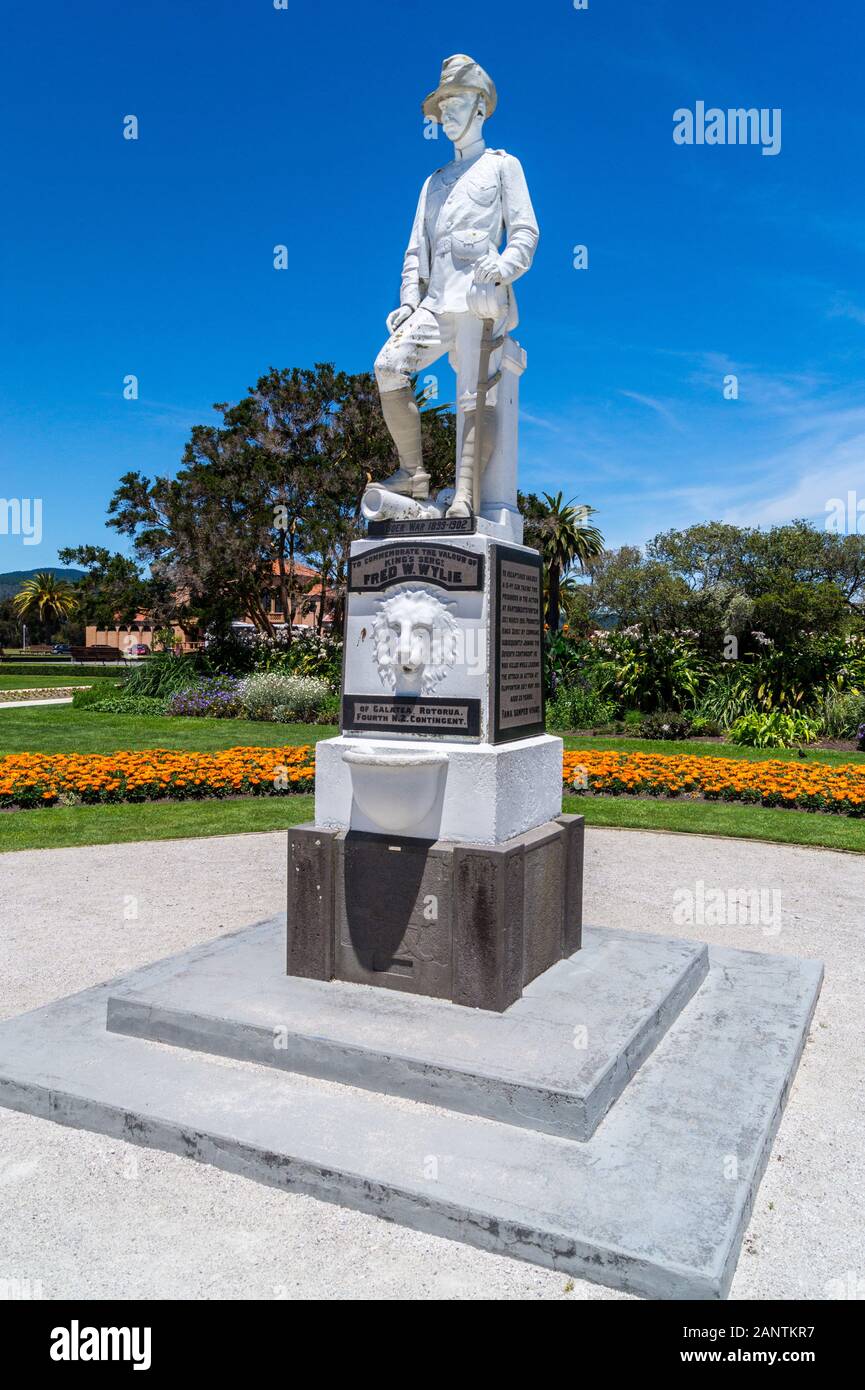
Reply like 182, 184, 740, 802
342, 746, 448, 835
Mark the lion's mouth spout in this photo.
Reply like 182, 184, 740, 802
372, 585, 459, 696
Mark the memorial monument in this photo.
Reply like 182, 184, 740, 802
287, 53, 584, 1011
0, 54, 823, 1301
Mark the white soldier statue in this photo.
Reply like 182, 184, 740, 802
373, 54, 539, 518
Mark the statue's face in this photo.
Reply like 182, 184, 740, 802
439, 90, 484, 141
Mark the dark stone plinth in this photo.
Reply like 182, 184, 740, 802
286, 815, 585, 1012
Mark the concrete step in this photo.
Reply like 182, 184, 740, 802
0, 928, 821, 1300
106, 919, 708, 1141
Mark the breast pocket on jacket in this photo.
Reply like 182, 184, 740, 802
464, 178, 498, 207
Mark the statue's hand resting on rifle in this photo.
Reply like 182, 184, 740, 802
386, 305, 414, 335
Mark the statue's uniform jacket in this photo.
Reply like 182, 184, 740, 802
374, 143, 539, 397
401, 145, 539, 328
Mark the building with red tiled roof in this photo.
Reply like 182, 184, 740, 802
85, 561, 334, 654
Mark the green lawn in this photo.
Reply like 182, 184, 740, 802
566, 794, 865, 853
3, 787, 861, 855
1, 708, 864, 854
561, 733, 865, 767
0, 795, 315, 852
3, 706, 862, 765
0, 674, 98, 691
0, 706, 333, 754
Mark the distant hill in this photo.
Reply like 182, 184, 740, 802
0, 568, 85, 600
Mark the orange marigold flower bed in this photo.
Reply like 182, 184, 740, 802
3, 744, 863, 820
562, 749, 865, 818
0, 746, 315, 810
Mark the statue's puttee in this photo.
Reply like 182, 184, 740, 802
370, 55, 539, 520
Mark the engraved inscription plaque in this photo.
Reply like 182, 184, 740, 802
349, 542, 483, 592
493, 545, 545, 742
343, 695, 481, 738
367, 515, 476, 539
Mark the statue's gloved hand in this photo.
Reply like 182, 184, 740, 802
473, 251, 508, 285
386, 305, 414, 335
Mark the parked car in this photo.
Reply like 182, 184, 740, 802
125, 643, 151, 658
52, 643, 71, 654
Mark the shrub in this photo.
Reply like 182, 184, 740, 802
689, 713, 722, 737
239, 672, 330, 722
546, 686, 616, 731
123, 652, 208, 698
257, 631, 344, 690
0, 663, 121, 678
696, 671, 756, 729
544, 630, 600, 695
166, 677, 244, 719
728, 710, 820, 749
72, 683, 123, 708
819, 689, 865, 740
594, 629, 705, 713
747, 634, 865, 711
201, 630, 261, 676
202, 629, 343, 686
319, 692, 340, 724
86, 695, 169, 716
638, 710, 693, 740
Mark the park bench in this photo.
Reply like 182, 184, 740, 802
69, 645, 126, 664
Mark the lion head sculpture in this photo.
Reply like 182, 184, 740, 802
372, 586, 459, 695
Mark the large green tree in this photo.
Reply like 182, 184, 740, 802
594, 521, 865, 652
106, 365, 457, 641
588, 546, 695, 635
648, 520, 865, 631
57, 545, 168, 633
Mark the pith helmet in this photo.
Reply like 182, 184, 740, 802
422, 54, 497, 122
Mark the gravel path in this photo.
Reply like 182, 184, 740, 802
0, 696, 75, 708
0, 826, 861, 1301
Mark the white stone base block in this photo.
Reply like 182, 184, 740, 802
315, 733, 563, 846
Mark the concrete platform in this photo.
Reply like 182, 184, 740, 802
107, 920, 708, 1140
0, 919, 821, 1299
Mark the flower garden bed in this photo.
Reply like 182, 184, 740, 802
563, 749, 865, 817
0, 687, 88, 704
0, 746, 315, 808
2, 745, 864, 817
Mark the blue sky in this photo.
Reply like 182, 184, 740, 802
2, 0, 864, 570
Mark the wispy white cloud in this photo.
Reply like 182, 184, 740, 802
618, 390, 687, 434
828, 298, 865, 327
674, 406, 865, 529
520, 410, 564, 433
520, 353, 865, 548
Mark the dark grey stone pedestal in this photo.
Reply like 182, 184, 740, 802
287, 815, 584, 1012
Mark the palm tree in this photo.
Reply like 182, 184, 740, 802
535, 493, 604, 631
12, 572, 80, 628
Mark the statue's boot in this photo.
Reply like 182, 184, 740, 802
446, 406, 496, 518
376, 386, 430, 499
